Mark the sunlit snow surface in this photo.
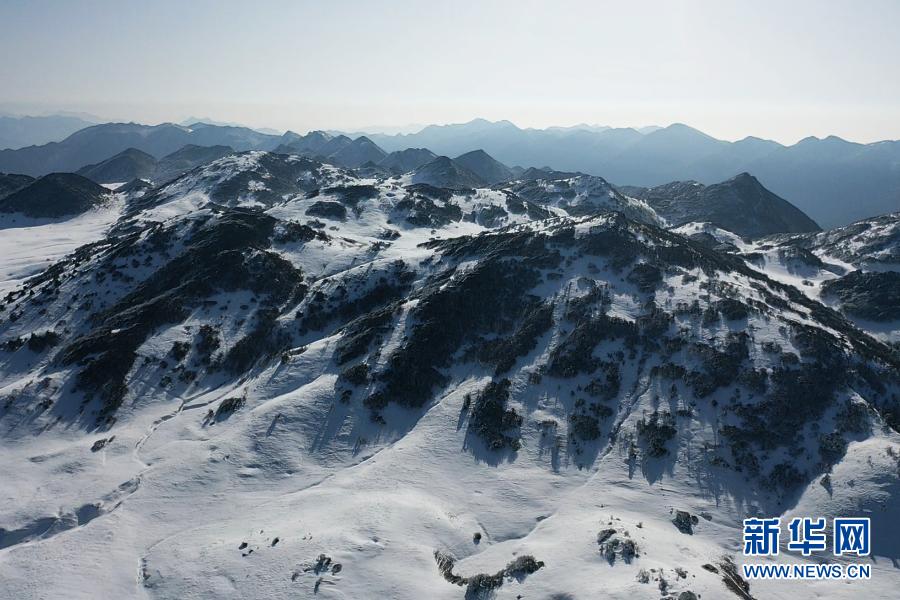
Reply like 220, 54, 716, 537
0, 201, 123, 296
0, 156, 897, 600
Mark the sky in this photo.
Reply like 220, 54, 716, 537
1, 0, 899, 144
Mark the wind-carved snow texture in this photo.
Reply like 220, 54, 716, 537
0, 151, 898, 599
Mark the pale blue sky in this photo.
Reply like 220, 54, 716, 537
2, 0, 898, 143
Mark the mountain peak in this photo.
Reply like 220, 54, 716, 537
654, 122, 717, 140
453, 149, 513, 184
728, 171, 758, 184
632, 172, 820, 237
412, 155, 485, 188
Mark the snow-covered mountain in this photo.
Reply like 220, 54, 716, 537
275, 132, 390, 169
3, 117, 897, 228
364, 119, 900, 228
0, 152, 898, 600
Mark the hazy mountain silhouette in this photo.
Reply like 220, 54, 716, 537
0, 122, 280, 176
328, 136, 387, 168
0, 114, 98, 150
378, 148, 437, 173
1, 118, 897, 226
411, 156, 485, 188
76, 148, 158, 183
365, 119, 900, 227
152, 144, 234, 184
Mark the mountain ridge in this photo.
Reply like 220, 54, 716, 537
361, 119, 900, 227
0, 150, 897, 599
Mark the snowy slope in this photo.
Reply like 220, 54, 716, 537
0, 153, 898, 600
0, 202, 123, 295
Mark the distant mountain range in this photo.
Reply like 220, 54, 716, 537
0, 122, 282, 177
362, 119, 900, 228
75, 144, 235, 185
0, 118, 897, 227
0, 114, 98, 150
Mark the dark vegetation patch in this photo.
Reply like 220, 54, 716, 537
672, 510, 698, 534
821, 270, 900, 322
196, 324, 221, 364
405, 183, 453, 201
597, 529, 639, 564
213, 396, 245, 420
209, 153, 323, 206
322, 184, 378, 214
584, 363, 622, 400
339, 363, 369, 385
10, 331, 62, 353
764, 462, 806, 492
712, 298, 751, 321
300, 260, 414, 335
377, 227, 400, 240
636, 410, 677, 457
465, 205, 508, 227
90, 436, 114, 452
503, 191, 552, 220
466, 379, 522, 450
333, 305, 398, 366
366, 258, 543, 409
718, 324, 863, 481
685, 333, 750, 397
471, 302, 554, 374
548, 314, 637, 377
224, 308, 291, 373
569, 411, 604, 441
777, 246, 825, 269
170, 340, 190, 361
273, 220, 330, 244
59, 209, 305, 422
424, 228, 562, 269
627, 263, 662, 293
395, 195, 463, 228
305, 201, 347, 221
718, 556, 755, 600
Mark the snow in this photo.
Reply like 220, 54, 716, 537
0, 201, 123, 296
0, 154, 897, 600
